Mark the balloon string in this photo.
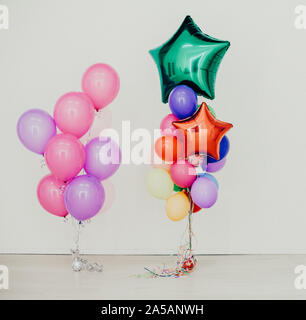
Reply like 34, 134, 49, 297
144, 190, 197, 278
68, 217, 103, 272
187, 188, 194, 251
40, 158, 46, 168
61, 123, 102, 272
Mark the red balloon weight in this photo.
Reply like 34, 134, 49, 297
182, 258, 195, 271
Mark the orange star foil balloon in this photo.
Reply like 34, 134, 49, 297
172, 102, 233, 160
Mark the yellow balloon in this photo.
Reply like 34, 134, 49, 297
166, 192, 190, 221
146, 168, 173, 200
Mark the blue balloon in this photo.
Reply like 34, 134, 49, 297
207, 135, 230, 163
197, 173, 219, 189
169, 85, 197, 119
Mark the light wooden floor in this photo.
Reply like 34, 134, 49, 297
1, 254, 306, 299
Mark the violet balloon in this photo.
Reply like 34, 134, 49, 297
84, 136, 121, 181
169, 85, 197, 119
206, 157, 227, 173
191, 177, 218, 208
17, 109, 56, 154
64, 175, 105, 221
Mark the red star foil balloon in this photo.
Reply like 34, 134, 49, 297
172, 102, 233, 160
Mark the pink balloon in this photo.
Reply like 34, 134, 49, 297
54, 92, 95, 138
82, 63, 120, 110
37, 174, 67, 217
45, 134, 85, 181
160, 114, 179, 136
170, 160, 197, 188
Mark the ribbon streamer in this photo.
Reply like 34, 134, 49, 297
144, 189, 197, 278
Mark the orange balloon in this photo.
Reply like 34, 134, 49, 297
155, 135, 183, 162
166, 191, 190, 221
173, 102, 233, 160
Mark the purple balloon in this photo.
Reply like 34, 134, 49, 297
64, 175, 105, 221
169, 85, 197, 119
84, 136, 121, 181
206, 157, 226, 173
191, 177, 218, 208
17, 109, 56, 154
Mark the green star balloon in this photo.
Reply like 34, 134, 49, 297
149, 16, 230, 103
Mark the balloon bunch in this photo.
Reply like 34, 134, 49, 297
146, 16, 233, 277
17, 63, 121, 223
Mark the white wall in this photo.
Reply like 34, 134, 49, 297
1, 0, 306, 254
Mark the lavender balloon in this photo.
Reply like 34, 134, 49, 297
191, 177, 218, 208
64, 175, 105, 221
17, 109, 56, 154
169, 85, 197, 119
206, 157, 226, 173
85, 136, 121, 181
